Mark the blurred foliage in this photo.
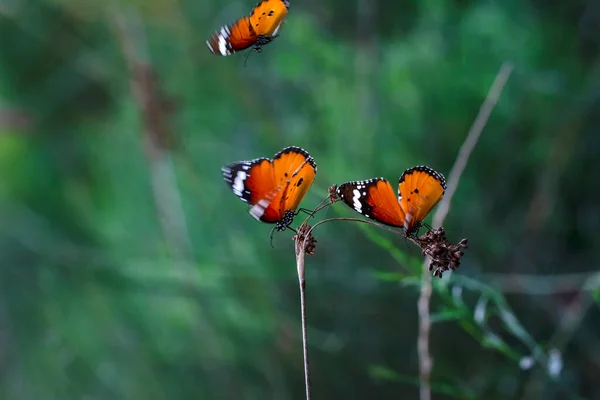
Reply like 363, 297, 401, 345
1, 0, 600, 398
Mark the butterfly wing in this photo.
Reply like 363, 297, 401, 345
222, 156, 280, 222
249, 0, 290, 38
271, 146, 317, 217
206, 17, 257, 56
398, 165, 446, 235
336, 178, 405, 227
222, 146, 316, 225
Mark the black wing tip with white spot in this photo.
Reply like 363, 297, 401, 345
335, 177, 387, 202
222, 156, 266, 173
222, 166, 233, 181
222, 157, 269, 204
206, 40, 215, 54
335, 178, 388, 218
336, 177, 388, 194
274, 146, 317, 172
222, 162, 245, 184
207, 25, 234, 56
399, 165, 447, 191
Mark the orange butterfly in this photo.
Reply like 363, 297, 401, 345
207, 0, 289, 56
336, 165, 446, 236
222, 146, 317, 232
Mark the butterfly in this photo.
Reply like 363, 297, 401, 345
206, 0, 290, 56
222, 146, 317, 232
336, 165, 446, 236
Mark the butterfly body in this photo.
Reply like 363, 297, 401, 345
336, 165, 446, 236
207, 0, 290, 56
222, 146, 316, 231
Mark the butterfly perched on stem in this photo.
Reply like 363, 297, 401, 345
206, 0, 290, 56
336, 165, 446, 236
222, 146, 317, 232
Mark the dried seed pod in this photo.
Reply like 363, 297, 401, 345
411, 226, 468, 278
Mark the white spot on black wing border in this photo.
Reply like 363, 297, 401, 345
273, 145, 317, 173
398, 165, 447, 198
249, 198, 273, 221
206, 23, 234, 56
221, 157, 269, 204
335, 177, 388, 219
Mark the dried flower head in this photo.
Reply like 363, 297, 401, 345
328, 185, 339, 203
411, 227, 468, 278
292, 224, 318, 255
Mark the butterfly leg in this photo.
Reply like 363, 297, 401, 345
269, 226, 277, 248
405, 221, 423, 238
270, 221, 298, 248
402, 235, 414, 253
243, 50, 253, 66
244, 35, 273, 65
297, 208, 316, 218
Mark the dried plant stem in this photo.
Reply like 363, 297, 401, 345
293, 201, 392, 400
417, 62, 514, 400
295, 238, 311, 400
291, 197, 349, 400
433, 63, 514, 224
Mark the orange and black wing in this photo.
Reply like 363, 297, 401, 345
222, 155, 278, 222
249, 0, 290, 38
206, 17, 257, 56
336, 178, 405, 227
222, 156, 272, 203
222, 146, 317, 228
270, 146, 317, 217
246, 146, 316, 226
207, 0, 289, 56
398, 165, 446, 235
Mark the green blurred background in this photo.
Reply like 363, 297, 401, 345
1, 0, 600, 398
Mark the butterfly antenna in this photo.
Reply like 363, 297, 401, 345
297, 208, 315, 218
320, 202, 333, 219
403, 235, 414, 253
243, 49, 253, 67
269, 226, 277, 248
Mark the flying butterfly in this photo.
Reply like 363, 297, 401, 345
336, 165, 446, 236
222, 146, 317, 233
206, 0, 290, 56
